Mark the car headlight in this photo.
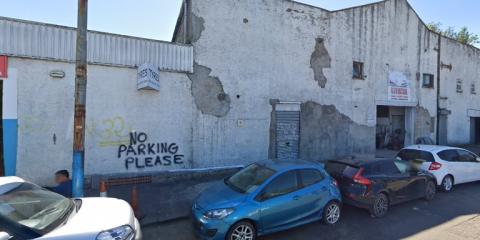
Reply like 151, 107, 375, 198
203, 208, 235, 219
96, 225, 135, 240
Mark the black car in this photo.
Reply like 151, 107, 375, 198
325, 159, 436, 217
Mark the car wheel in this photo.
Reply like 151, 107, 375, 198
369, 193, 389, 218
322, 201, 341, 225
226, 221, 256, 240
424, 181, 436, 201
441, 175, 454, 192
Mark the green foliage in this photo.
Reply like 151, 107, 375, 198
427, 22, 479, 46
456, 27, 479, 46
426, 22, 441, 34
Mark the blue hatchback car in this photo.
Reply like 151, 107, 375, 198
192, 160, 342, 240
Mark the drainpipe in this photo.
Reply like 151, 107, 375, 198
185, 0, 192, 44
183, 0, 187, 44
435, 34, 441, 145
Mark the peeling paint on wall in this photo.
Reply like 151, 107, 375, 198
188, 64, 231, 117
300, 101, 375, 161
268, 99, 279, 159
191, 13, 205, 43
414, 106, 434, 141
310, 38, 331, 88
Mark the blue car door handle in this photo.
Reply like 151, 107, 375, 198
293, 195, 300, 200
321, 186, 327, 191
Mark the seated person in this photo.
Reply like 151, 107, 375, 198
46, 170, 72, 198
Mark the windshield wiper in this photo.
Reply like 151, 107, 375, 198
54, 200, 76, 228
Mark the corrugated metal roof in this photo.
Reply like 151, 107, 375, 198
0, 17, 193, 73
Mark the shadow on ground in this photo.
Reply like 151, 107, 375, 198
143, 181, 480, 240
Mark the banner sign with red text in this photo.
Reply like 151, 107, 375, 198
388, 71, 411, 102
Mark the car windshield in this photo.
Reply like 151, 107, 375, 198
225, 163, 276, 194
0, 182, 74, 234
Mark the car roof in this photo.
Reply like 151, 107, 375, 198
0, 177, 25, 195
402, 145, 463, 153
0, 176, 25, 186
256, 159, 324, 171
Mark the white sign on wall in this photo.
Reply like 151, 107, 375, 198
137, 63, 160, 91
388, 71, 411, 102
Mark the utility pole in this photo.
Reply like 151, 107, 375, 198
72, 0, 88, 198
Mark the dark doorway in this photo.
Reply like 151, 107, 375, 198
0, 81, 4, 176
474, 118, 480, 144
376, 106, 407, 150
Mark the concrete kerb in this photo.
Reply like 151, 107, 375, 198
84, 166, 243, 224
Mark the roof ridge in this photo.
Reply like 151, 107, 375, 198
0, 16, 190, 47
284, 0, 479, 51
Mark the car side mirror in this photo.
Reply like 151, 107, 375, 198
255, 192, 266, 202
0, 232, 12, 240
256, 191, 276, 202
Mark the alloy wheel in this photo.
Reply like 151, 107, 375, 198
443, 176, 453, 191
373, 194, 388, 217
230, 224, 254, 240
425, 181, 436, 200
325, 203, 341, 224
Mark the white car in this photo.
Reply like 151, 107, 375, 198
396, 145, 480, 192
0, 177, 142, 240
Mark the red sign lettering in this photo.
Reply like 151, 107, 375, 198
0, 56, 7, 78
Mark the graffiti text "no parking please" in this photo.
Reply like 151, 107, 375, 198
118, 132, 184, 170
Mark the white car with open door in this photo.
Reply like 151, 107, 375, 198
396, 145, 480, 192
0, 177, 142, 240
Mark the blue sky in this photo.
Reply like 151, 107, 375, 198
0, 0, 478, 46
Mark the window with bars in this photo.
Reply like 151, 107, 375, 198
353, 61, 364, 80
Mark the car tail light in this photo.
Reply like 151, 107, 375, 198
353, 168, 371, 185
429, 162, 442, 171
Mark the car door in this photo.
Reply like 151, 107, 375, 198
389, 161, 424, 202
295, 169, 329, 221
374, 161, 408, 203
467, 151, 480, 181
258, 170, 304, 232
456, 149, 480, 182
405, 166, 428, 199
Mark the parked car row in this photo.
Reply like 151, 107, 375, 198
1, 145, 478, 240
192, 145, 480, 240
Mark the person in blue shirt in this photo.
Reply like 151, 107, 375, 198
47, 170, 72, 198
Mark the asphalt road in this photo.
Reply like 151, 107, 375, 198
143, 181, 480, 240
